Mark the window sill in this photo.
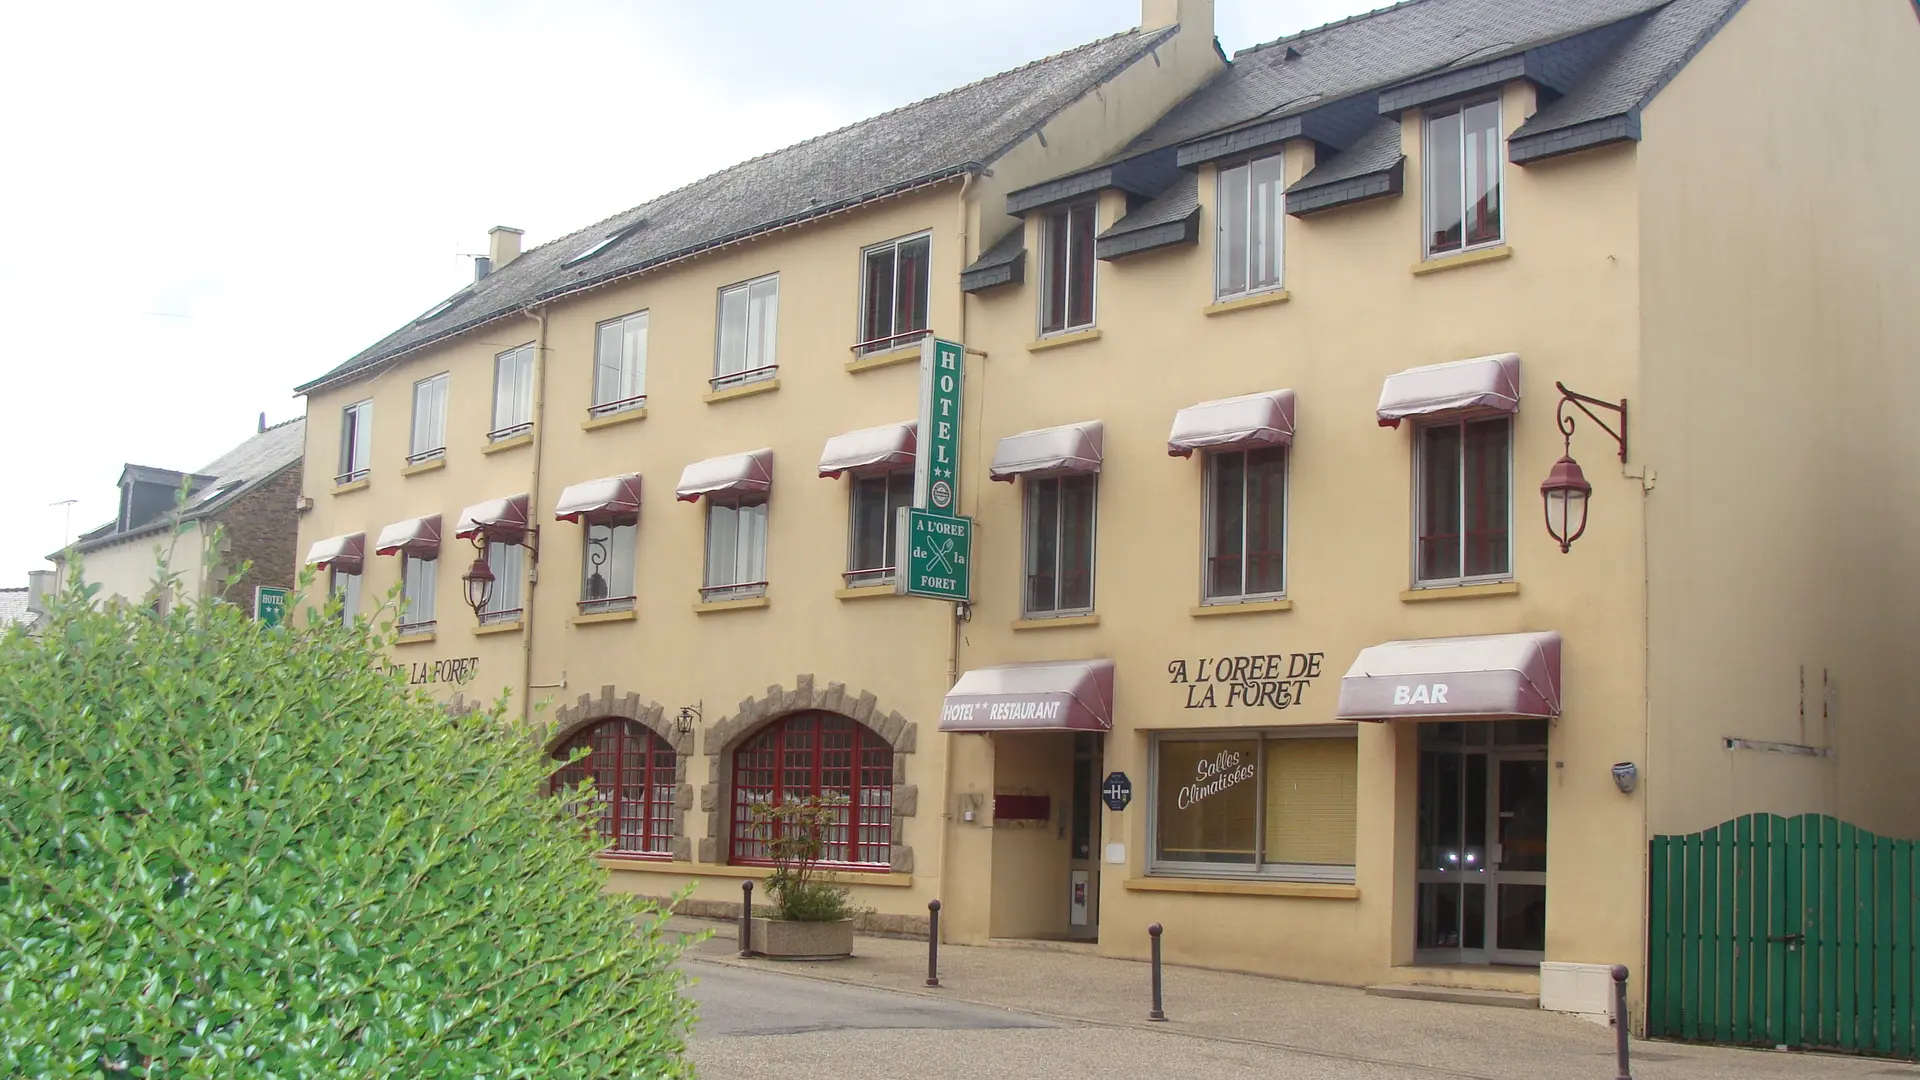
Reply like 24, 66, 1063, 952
331, 478, 370, 496
1205, 289, 1291, 317
594, 858, 914, 886
401, 458, 445, 477
395, 631, 436, 646
583, 407, 647, 431
1013, 613, 1100, 631
1124, 877, 1359, 900
1412, 244, 1512, 277
837, 583, 900, 601
481, 432, 534, 455
572, 609, 637, 625
704, 377, 779, 404
845, 345, 921, 374
1400, 581, 1519, 603
1190, 598, 1293, 617
473, 620, 522, 636
1027, 328, 1101, 353
694, 595, 769, 614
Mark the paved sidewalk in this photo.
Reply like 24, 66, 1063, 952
670, 916, 1918, 1079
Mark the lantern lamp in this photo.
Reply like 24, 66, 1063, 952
462, 549, 496, 617
1540, 454, 1592, 553
1542, 382, 1627, 554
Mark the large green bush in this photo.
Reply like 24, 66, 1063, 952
0, 568, 695, 1077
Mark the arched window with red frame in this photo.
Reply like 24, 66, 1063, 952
730, 711, 893, 868
550, 719, 676, 857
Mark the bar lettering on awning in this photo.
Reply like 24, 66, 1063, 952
1334, 631, 1561, 722
1167, 389, 1295, 457
940, 658, 1115, 732
819, 421, 916, 479
1376, 353, 1520, 428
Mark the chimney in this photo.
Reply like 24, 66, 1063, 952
26, 569, 53, 618
488, 226, 524, 270
257, 411, 267, 434
1141, 0, 1212, 33
473, 255, 493, 282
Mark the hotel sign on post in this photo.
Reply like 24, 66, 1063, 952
898, 337, 972, 601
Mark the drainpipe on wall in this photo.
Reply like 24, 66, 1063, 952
521, 302, 551, 725
935, 172, 976, 920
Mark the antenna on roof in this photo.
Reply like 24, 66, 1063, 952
50, 499, 76, 550
457, 250, 492, 281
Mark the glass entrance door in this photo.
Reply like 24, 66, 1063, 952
1066, 732, 1103, 940
1415, 721, 1548, 966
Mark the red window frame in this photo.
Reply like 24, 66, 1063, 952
730, 712, 894, 869
550, 719, 676, 858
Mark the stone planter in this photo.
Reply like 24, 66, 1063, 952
750, 917, 854, 960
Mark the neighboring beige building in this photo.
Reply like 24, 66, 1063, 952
57, 417, 306, 616
291, 0, 1920, 1038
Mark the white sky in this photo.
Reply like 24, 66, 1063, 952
0, 0, 1374, 582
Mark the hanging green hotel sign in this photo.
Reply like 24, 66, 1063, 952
254, 586, 290, 628
915, 337, 964, 518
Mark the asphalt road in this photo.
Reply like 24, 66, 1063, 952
683, 958, 1458, 1079
684, 959, 1055, 1038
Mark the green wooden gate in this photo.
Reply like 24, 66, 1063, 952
1649, 813, 1916, 1056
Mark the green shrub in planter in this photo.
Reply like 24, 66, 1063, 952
748, 795, 855, 922
0, 566, 695, 1077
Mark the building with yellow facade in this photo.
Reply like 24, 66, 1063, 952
292, 0, 1920, 1034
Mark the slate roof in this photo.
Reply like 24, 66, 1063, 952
70, 418, 307, 555
1100, 172, 1199, 240
1083, 0, 1741, 233
0, 588, 31, 631
297, 25, 1181, 395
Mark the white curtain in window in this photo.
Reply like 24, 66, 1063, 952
594, 313, 648, 406
402, 556, 436, 628
411, 375, 447, 457
483, 541, 523, 617
493, 347, 534, 431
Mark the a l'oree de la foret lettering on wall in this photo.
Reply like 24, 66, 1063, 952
386, 656, 480, 687
1166, 652, 1326, 710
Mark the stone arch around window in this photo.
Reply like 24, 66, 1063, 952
698, 674, 918, 874
538, 684, 693, 862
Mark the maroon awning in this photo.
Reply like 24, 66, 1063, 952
374, 514, 441, 558
1334, 632, 1562, 721
305, 532, 365, 574
940, 659, 1115, 732
676, 449, 774, 502
988, 421, 1103, 483
555, 474, 642, 524
454, 493, 531, 542
819, 421, 916, 479
1376, 353, 1520, 428
1168, 389, 1295, 457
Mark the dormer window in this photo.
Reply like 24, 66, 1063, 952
1424, 99, 1503, 258
1039, 202, 1096, 336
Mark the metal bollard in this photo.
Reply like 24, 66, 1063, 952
1147, 923, 1167, 1021
739, 880, 754, 957
1611, 964, 1632, 1080
926, 899, 942, 987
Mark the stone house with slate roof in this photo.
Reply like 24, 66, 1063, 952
292, 0, 1920, 1036
57, 417, 305, 616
